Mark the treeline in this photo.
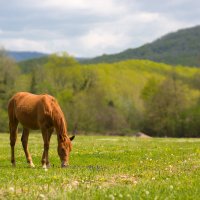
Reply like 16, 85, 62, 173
1, 50, 200, 137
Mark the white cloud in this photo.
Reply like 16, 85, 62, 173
38, 0, 127, 15
0, 0, 200, 56
1, 39, 48, 52
79, 29, 129, 55
73, 12, 161, 56
0, 9, 194, 57
137, 12, 160, 23
0, 38, 71, 53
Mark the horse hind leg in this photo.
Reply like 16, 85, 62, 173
21, 128, 35, 168
9, 120, 18, 167
8, 99, 19, 167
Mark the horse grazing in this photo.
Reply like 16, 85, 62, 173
8, 92, 75, 168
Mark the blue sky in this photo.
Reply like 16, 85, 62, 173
0, 0, 199, 57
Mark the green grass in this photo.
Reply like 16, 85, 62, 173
0, 133, 200, 199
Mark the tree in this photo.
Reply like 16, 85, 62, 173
142, 74, 190, 137
36, 53, 80, 95
46, 53, 79, 68
30, 69, 37, 93
191, 72, 200, 90
0, 49, 20, 131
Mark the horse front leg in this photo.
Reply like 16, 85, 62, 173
21, 128, 35, 168
41, 128, 53, 168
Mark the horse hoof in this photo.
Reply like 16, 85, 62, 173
30, 162, 35, 168
46, 163, 51, 168
12, 163, 16, 167
42, 164, 47, 169
42, 163, 50, 169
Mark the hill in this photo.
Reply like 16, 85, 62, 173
81, 25, 200, 67
18, 56, 49, 73
7, 51, 48, 61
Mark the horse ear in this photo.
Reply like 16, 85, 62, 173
70, 135, 75, 141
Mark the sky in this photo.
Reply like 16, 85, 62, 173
0, 0, 200, 57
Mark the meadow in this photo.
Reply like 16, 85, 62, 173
0, 133, 200, 200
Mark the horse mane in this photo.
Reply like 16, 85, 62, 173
50, 98, 68, 142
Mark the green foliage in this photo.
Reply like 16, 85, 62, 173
183, 99, 200, 137
142, 75, 194, 137
0, 134, 200, 199
45, 53, 79, 68
18, 56, 49, 73
1, 51, 200, 137
141, 77, 160, 102
30, 58, 200, 136
0, 50, 21, 131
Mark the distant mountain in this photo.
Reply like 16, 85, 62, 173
9, 25, 200, 67
7, 51, 48, 61
81, 25, 200, 67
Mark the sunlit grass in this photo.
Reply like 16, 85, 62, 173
0, 133, 200, 199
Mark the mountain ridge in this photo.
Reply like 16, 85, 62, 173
6, 25, 200, 67
81, 25, 200, 67
7, 51, 48, 61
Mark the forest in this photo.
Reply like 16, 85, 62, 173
0, 50, 200, 137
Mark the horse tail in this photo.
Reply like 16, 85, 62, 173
8, 97, 15, 123
8, 96, 18, 125
8, 96, 18, 146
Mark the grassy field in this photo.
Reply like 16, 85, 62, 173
0, 133, 200, 200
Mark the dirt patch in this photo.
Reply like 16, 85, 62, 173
97, 174, 138, 187
135, 132, 152, 138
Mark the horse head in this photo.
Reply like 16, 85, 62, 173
57, 135, 75, 168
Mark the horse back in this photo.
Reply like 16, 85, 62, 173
8, 92, 55, 130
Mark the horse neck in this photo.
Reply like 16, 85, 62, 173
52, 104, 68, 141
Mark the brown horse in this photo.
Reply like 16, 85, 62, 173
8, 92, 75, 168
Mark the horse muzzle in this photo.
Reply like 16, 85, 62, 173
61, 161, 69, 168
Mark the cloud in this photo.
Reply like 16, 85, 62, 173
0, 0, 200, 56
36, 0, 127, 16
79, 29, 129, 55
1, 39, 49, 53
